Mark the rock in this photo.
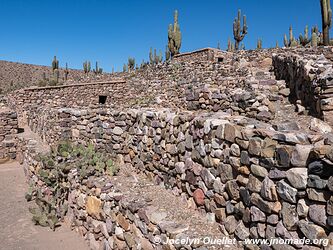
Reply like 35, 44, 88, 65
281, 202, 298, 230
310, 118, 332, 134
240, 151, 250, 165
250, 206, 266, 222
248, 137, 263, 156
251, 164, 268, 178
86, 196, 102, 219
298, 220, 327, 240
193, 189, 205, 206
224, 124, 241, 143
230, 143, 241, 156
279, 88, 290, 97
286, 168, 308, 189
291, 144, 313, 167
328, 176, 333, 192
307, 188, 331, 202
225, 180, 240, 200
224, 215, 238, 234
247, 174, 262, 193
274, 122, 300, 131
309, 204, 327, 227
267, 214, 279, 225
235, 221, 250, 240
307, 175, 327, 189
276, 180, 297, 203
112, 126, 123, 135
213, 178, 225, 195
256, 111, 272, 122
276, 146, 293, 167
200, 168, 215, 189
116, 214, 130, 231
297, 199, 309, 218
214, 208, 226, 221
250, 193, 281, 214
261, 177, 278, 201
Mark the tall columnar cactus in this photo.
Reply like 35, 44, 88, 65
284, 26, 298, 47
227, 38, 235, 52
320, 0, 332, 45
256, 39, 262, 50
128, 57, 135, 71
165, 45, 171, 61
233, 9, 248, 50
83, 61, 91, 74
168, 10, 182, 57
276, 41, 279, 48
312, 31, 319, 47
299, 25, 311, 46
52, 56, 59, 71
93, 62, 103, 75
149, 47, 154, 64
64, 63, 69, 81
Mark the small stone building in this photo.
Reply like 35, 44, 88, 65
173, 47, 226, 63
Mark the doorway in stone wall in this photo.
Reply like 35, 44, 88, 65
99, 95, 107, 104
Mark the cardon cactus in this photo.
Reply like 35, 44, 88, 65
168, 10, 182, 57
227, 38, 235, 52
257, 38, 263, 50
52, 56, 59, 71
233, 9, 248, 50
299, 25, 311, 46
83, 61, 91, 74
284, 26, 298, 47
165, 45, 171, 61
312, 31, 318, 47
320, 0, 332, 45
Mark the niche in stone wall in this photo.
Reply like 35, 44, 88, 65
217, 57, 224, 63
99, 95, 107, 104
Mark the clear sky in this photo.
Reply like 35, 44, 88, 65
0, 0, 329, 72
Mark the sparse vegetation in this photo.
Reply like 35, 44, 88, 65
233, 9, 248, 50
26, 141, 118, 230
168, 10, 182, 57
52, 56, 59, 72
83, 61, 91, 74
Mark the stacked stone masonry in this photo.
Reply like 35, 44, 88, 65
9, 47, 333, 249
0, 106, 18, 160
23, 106, 333, 249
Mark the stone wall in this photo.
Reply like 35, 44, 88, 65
173, 48, 226, 63
0, 107, 18, 160
273, 51, 333, 124
25, 106, 333, 248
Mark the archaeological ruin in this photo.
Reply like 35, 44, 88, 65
1, 46, 333, 249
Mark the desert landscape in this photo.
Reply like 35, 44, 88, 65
1, 1, 333, 249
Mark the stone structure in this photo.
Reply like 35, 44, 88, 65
173, 48, 226, 63
7, 47, 333, 249
0, 106, 18, 160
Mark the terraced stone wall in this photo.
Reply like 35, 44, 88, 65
273, 52, 333, 125
0, 107, 18, 160
25, 106, 333, 248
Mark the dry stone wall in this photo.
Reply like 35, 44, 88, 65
25, 105, 333, 248
0, 107, 18, 160
273, 49, 333, 125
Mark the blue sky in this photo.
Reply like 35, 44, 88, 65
0, 0, 328, 72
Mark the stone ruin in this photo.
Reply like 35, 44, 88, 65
2, 47, 333, 249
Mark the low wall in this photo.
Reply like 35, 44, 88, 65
273, 52, 333, 124
173, 48, 226, 63
0, 107, 18, 159
26, 106, 333, 248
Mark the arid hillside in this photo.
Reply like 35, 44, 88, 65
0, 60, 114, 93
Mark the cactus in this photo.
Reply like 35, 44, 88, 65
83, 61, 91, 74
284, 26, 298, 47
276, 41, 279, 48
123, 64, 127, 73
217, 42, 221, 50
93, 62, 103, 75
112, 67, 114, 74
299, 25, 311, 46
320, 0, 332, 45
165, 45, 171, 61
149, 47, 154, 64
168, 10, 182, 57
64, 63, 69, 81
312, 31, 318, 47
227, 38, 235, 52
128, 57, 135, 71
257, 39, 262, 50
233, 9, 248, 50
52, 56, 59, 71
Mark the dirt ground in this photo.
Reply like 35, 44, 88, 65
0, 161, 88, 250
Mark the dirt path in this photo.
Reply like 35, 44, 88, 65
0, 161, 89, 250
